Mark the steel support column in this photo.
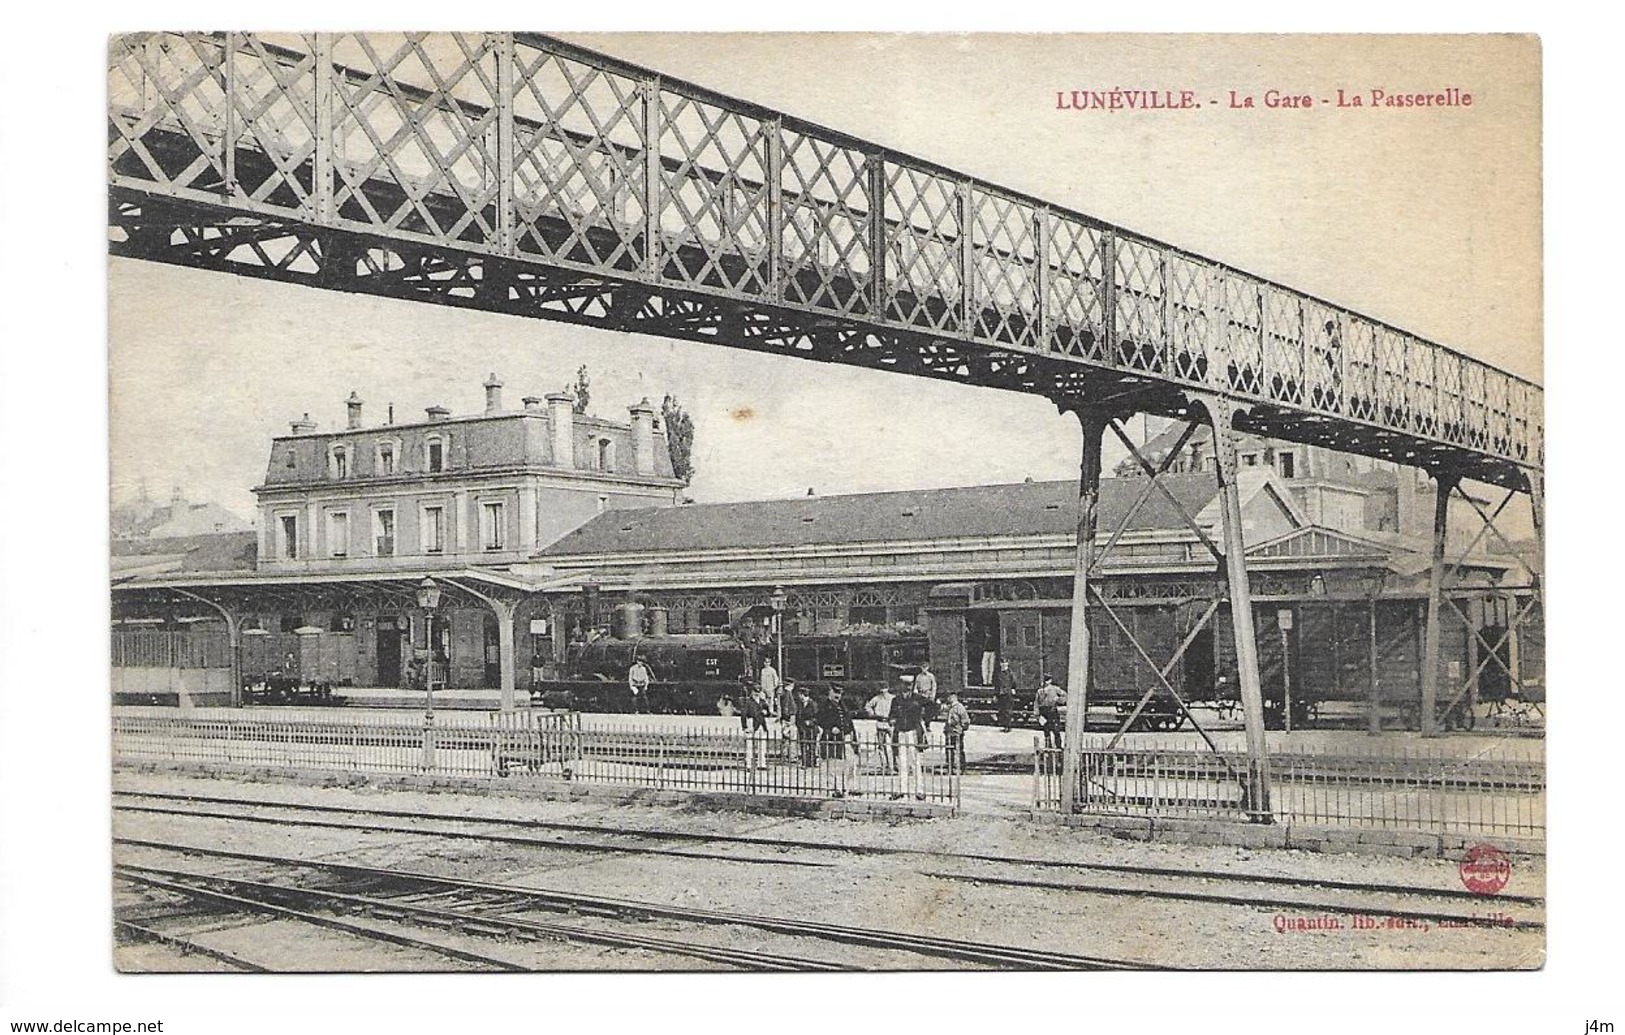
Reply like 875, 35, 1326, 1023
1419, 470, 1460, 736
1526, 470, 1545, 579
1199, 396, 1272, 820
444, 578, 521, 712
1060, 408, 1111, 814
169, 587, 242, 708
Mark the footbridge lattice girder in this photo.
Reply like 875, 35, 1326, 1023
109, 31, 1540, 490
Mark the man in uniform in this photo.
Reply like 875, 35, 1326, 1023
995, 658, 1018, 732
739, 683, 771, 773
820, 686, 860, 797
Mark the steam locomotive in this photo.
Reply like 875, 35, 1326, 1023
530, 602, 929, 714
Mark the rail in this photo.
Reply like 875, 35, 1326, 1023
1033, 737, 1543, 836
107, 32, 1541, 484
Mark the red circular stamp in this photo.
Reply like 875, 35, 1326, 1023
1459, 843, 1512, 895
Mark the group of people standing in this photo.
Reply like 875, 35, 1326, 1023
729, 660, 973, 799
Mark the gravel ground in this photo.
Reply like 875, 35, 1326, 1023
111, 768, 1545, 971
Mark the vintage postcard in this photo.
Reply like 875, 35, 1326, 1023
105, 32, 1543, 979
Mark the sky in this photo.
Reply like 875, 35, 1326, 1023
108, 33, 1541, 523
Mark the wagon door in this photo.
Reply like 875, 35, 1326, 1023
1000, 610, 1044, 688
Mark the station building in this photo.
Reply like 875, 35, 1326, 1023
111, 393, 1540, 728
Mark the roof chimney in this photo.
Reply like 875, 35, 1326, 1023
290, 412, 317, 434
483, 373, 504, 414
345, 391, 364, 429
546, 392, 575, 468
523, 395, 544, 413
425, 405, 451, 422
628, 397, 656, 476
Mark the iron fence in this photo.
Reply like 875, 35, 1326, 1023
111, 711, 959, 806
1034, 738, 1544, 836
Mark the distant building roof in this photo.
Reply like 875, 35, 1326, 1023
111, 531, 258, 575
541, 476, 1225, 557
112, 493, 252, 540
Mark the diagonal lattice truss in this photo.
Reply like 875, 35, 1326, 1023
108, 31, 1541, 491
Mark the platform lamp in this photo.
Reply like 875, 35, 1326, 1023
417, 576, 442, 770
771, 585, 787, 689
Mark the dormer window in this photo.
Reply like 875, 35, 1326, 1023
377, 441, 397, 476
328, 444, 349, 479
426, 436, 445, 473
597, 438, 615, 472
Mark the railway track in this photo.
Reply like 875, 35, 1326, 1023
113, 839, 1145, 971
113, 788, 1545, 925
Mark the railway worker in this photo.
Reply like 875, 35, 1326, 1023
865, 684, 896, 773
912, 662, 939, 750
889, 681, 928, 801
627, 655, 653, 715
820, 686, 860, 797
1033, 676, 1065, 750
995, 659, 1018, 732
793, 684, 821, 768
739, 684, 771, 771
942, 691, 972, 775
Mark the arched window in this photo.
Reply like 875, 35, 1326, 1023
328, 444, 349, 479
597, 438, 615, 472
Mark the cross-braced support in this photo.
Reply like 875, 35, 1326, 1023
1098, 416, 1226, 750
1417, 472, 1543, 732
1194, 395, 1273, 820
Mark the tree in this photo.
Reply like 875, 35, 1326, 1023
568, 365, 590, 414
662, 394, 695, 484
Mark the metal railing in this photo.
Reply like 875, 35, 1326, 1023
106, 32, 1541, 479
1034, 737, 1543, 836
111, 710, 959, 806
112, 708, 582, 780
555, 723, 958, 804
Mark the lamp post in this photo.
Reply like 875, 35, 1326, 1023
771, 585, 787, 689
417, 576, 442, 770
1365, 568, 1388, 735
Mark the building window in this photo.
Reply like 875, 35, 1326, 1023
426, 437, 445, 473
597, 438, 615, 472
696, 608, 730, 632
329, 445, 349, 479
1278, 451, 1297, 479
421, 505, 446, 555
377, 441, 397, 476
373, 509, 395, 557
277, 513, 298, 559
848, 605, 887, 626
1241, 453, 1259, 467
327, 510, 349, 558
481, 501, 506, 551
